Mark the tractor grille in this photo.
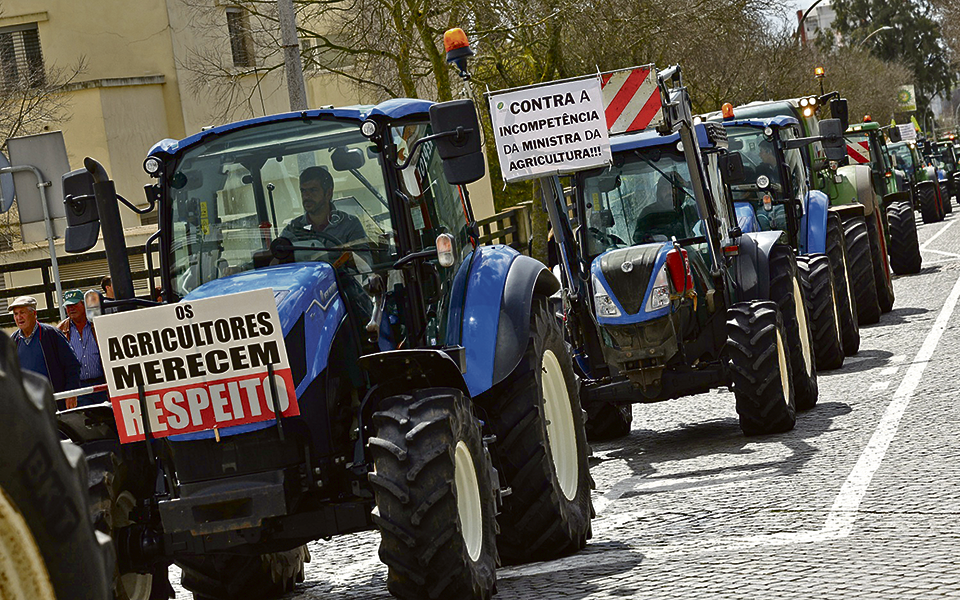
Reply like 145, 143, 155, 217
599, 245, 663, 315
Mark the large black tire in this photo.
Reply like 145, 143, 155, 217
825, 213, 860, 355
0, 333, 112, 600
886, 200, 922, 275
178, 547, 310, 600
866, 211, 895, 314
368, 388, 497, 600
86, 442, 175, 600
584, 402, 633, 442
767, 245, 818, 410
917, 182, 943, 224
726, 301, 797, 436
842, 215, 881, 325
796, 254, 844, 375
477, 295, 592, 564
941, 183, 953, 214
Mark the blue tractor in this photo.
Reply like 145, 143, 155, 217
715, 114, 859, 371
542, 66, 838, 440
57, 95, 593, 599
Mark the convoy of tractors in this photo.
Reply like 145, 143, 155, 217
1, 29, 951, 600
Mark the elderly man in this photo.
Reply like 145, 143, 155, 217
57, 289, 107, 406
9, 296, 80, 407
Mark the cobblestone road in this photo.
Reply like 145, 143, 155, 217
170, 211, 960, 600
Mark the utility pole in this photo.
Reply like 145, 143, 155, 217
277, 0, 307, 111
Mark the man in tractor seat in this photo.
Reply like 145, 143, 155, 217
280, 166, 370, 247
633, 172, 698, 244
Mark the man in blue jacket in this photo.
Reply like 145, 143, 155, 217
9, 296, 80, 407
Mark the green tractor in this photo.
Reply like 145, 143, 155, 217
844, 121, 922, 275
888, 139, 947, 224
726, 95, 894, 325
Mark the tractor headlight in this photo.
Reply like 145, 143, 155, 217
592, 275, 621, 318
646, 264, 671, 311
143, 156, 162, 176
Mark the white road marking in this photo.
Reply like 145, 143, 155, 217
869, 381, 891, 392
920, 219, 957, 252
879, 367, 899, 376
566, 270, 960, 562
922, 248, 960, 258
823, 270, 960, 535
890, 355, 906, 363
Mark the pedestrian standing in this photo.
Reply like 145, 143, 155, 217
9, 296, 80, 407
57, 289, 107, 406
101, 275, 114, 299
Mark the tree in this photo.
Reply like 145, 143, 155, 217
828, 0, 953, 116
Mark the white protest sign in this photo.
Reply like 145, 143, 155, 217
95, 288, 298, 444
897, 124, 917, 142
489, 77, 612, 183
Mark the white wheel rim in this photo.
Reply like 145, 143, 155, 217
114, 491, 154, 600
0, 487, 57, 600
831, 285, 842, 347
776, 330, 790, 405
842, 253, 854, 313
793, 276, 813, 376
541, 349, 579, 501
454, 441, 483, 562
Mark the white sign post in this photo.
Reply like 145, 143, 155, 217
95, 289, 299, 444
488, 77, 612, 183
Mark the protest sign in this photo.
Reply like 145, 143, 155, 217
95, 288, 298, 443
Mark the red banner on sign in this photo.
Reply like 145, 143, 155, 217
110, 368, 298, 443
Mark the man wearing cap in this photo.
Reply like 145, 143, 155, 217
57, 289, 107, 406
9, 296, 81, 406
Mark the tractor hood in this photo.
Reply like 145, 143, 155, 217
591, 243, 672, 325
173, 263, 346, 441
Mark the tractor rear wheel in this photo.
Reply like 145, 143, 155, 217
179, 547, 310, 600
726, 301, 796, 436
825, 213, 860, 355
842, 215, 881, 325
584, 402, 633, 442
767, 245, 818, 410
866, 211, 895, 314
917, 183, 943, 224
0, 333, 113, 600
797, 255, 844, 375
886, 200, 922, 275
367, 388, 497, 600
478, 295, 592, 564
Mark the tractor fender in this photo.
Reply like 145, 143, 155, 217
800, 190, 829, 254
881, 191, 911, 210
457, 245, 560, 397
357, 348, 469, 396
828, 203, 865, 221
835, 164, 878, 215
57, 404, 121, 445
734, 202, 760, 233
731, 231, 782, 302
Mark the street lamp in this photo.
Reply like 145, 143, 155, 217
857, 25, 893, 49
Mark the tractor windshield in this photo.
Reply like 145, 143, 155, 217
725, 126, 794, 231
580, 146, 700, 256
166, 118, 395, 297
889, 144, 917, 178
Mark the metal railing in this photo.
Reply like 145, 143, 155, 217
475, 201, 533, 252
0, 244, 160, 328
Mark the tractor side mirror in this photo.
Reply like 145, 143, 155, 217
719, 151, 746, 185
888, 126, 902, 143
818, 119, 846, 162
62, 168, 100, 253
597, 173, 620, 193
830, 98, 849, 131
332, 146, 366, 171
428, 99, 485, 185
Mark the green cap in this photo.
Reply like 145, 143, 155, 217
62, 289, 84, 306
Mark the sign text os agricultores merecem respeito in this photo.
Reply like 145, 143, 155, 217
489, 76, 612, 183
94, 288, 299, 443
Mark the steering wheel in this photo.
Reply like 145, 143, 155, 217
589, 227, 626, 248
633, 212, 680, 245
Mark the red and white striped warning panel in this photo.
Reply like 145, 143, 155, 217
846, 139, 871, 164
600, 66, 664, 135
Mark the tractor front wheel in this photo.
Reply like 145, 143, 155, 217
866, 211, 895, 314
767, 245, 818, 410
825, 213, 860, 355
842, 215, 881, 325
886, 200, 922, 275
797, 255, 844, 374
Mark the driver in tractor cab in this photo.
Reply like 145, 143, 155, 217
632, 171, 697, 244
280, 166, 369, 247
